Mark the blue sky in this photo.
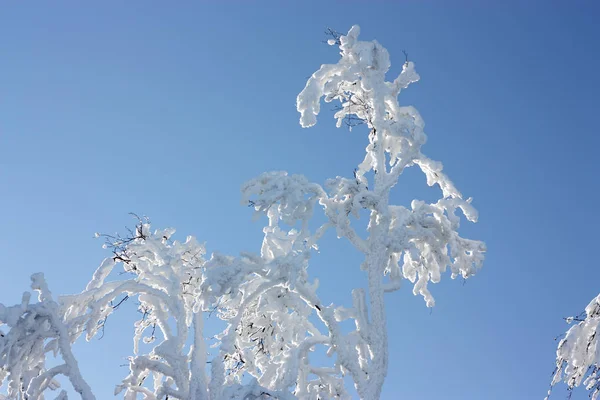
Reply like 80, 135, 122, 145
1, 1, 599, 399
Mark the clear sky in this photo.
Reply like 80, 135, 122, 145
1, 1, 599, 399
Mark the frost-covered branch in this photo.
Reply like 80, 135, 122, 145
0, 274, 95, 400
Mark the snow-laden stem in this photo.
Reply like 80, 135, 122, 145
363, 200, 392, 397
364, 246, 389, 397
190, 312, 209, 400
50, 310, 96, 400
363, 81, 393, 398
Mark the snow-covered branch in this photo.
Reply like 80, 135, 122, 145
549, 294, 600, 399
0, 274, 95, 400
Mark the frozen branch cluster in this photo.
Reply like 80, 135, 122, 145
0, 26, 484, 400
549, 295, 600, 399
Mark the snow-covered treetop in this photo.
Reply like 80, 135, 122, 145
0, 26, 485, 400
297, 24, 484, 306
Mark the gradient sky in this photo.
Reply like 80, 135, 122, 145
1, 1, 600, 399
